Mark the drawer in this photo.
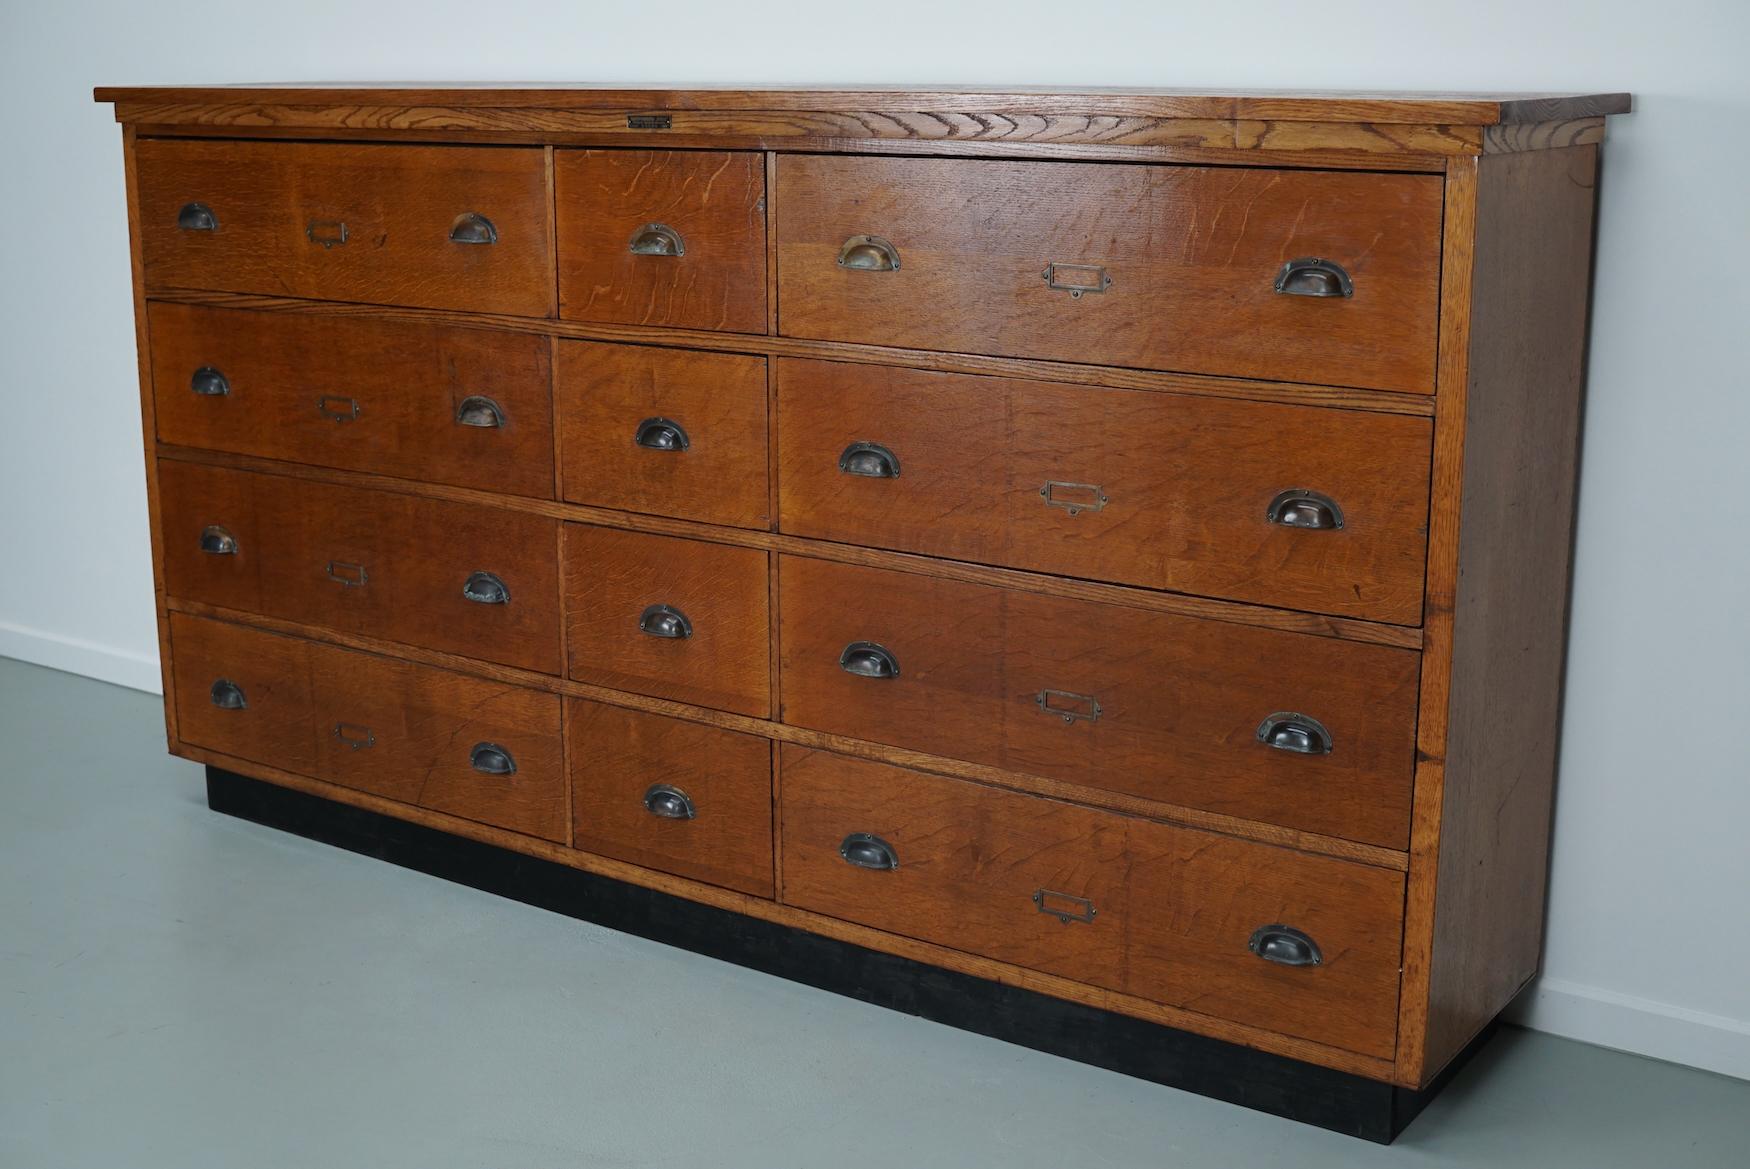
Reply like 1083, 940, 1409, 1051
149, 303, 555, 497
557, 342, 769, 528
775, 156, 1442, 394
777, 557, 1419, 848
569, 700, 773, 896
170, 613, 566, 841
777, 359, 1431, 624
158, 461, 561, 674
564, 525, 771, 716
556, 149, 766, 332
779, 748, 1404, 1057
135, 139, 552, 316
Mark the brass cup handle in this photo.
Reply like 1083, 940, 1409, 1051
634, 417, 690, 451
840, 832, 899, 870
1249, 924, 1323, 967
470, 742, 517, 776
1256, 712, 1334, 755
177, 202, 217, 232
455, 396, 505, 429
1267, 490, 1344, 531
209, 679, 247, 710
449, 212, 499, 245
1274, 257, 1353, 298
190, 367, 230, 397
643, 783, 697, 820
837, 235, 900, 271
628, 223, 685, 256
199, 525, 238, 556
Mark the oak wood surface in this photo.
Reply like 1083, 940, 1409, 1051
556, 149, 766, 333
778, 357, 1432, 624
778, 556, 1421, 847
158, 460, 562, 673
563, 524, 772, 717
148, 302, 556, 497
556, 341, 769, 528
171, 613, 567, 840
569, 700, 774, 897
776, 155, 1444, 393
134, 138, 553, 316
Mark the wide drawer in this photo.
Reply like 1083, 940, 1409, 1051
149, 303, 555, 497
564, 525, 771, 717
159, 461, 561, 674
135, 139, 552, 316
557, 342, 769, 528
171, 613, 566, 841
569, 700, 773, 897
556, 149, 766, 332
775, 155, 1442, 393
777, 557, 1419, 848
779, 748, 1404, 1058
777, 358, 1431, 624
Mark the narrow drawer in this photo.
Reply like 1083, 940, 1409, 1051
775, 155, 1442, 394
159, 461, 561, 674
569, 700, 773, 897
556, 149, 766, 332
780, 748, 1404, 1058
170, 613, 566, 841
135, 139, 552, 316
149, 303, 555, 497
777, 557, 1419, 848
557, 342, 769, 528
564, 525, 771, 717
777, 358, 1431, 624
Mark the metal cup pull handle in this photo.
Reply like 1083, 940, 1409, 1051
638, 603, 694, 640
177, 202, 217, 232
839, 641, 899, 679
1266, 490, 1344, 531
449, 212, 499, 245
462, 571, 511, 605
628, 223, 685, 256
1249, 924, 1323, 967
455, 395, 505, 429
839, 832, 899, 870
190, 366, 230, 397
1274, 257, 1353, 298
643, 783, 697, 821
469, 742, 517, 776
199, 525, 238, 555
634, 417, 690, 451
1256, 712, 1334, 755
838, 442, 900, 479
209, 679, 247, 710
837, 235, 900, 271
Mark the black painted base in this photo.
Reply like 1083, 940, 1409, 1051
206, 765, 1490, 1143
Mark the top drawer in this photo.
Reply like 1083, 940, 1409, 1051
775, 156, 1443, 394
135, 140, 553, 316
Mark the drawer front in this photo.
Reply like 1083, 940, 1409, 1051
136, 139, 552, 316
170, 613, 566, 841
775, 156, 1442, 393
159, 461, 561, 674
778, 557, 1419, 848
777, 359, 1431, 624
569, 700, 773, 896
780, 748, 1403, 1057
564, 525, 771, 716
557, 342, 769, 528
149, 303, 555, 497
556, 149, 766, 332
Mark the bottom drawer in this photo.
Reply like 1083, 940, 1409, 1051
569, 700, 774, 897
779, 747, 1404, 1059
170, 613, 566, 842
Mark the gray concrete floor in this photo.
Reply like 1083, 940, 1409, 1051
2, 656, 1745, 1168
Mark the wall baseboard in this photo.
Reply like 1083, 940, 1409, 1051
1508, 976, 1750, 1081
0, 622, 161, 695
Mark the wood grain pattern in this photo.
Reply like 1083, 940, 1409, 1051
556, 341, 769, 528
158, 460, 561, 673
563, 524, 771, 717
171, 612, 566, 840
776, 156, 1444, 393
778, 357, 1432, 624
569, 700, 773, 897
148, 302, 555, 497
778, 556, 1421, 847
135, 139, 553, 316
556, 149, 766, 332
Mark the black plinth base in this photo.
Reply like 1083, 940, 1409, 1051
206, 764, 1489, 1143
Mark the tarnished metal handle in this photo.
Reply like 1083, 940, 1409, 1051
638, 603, 693, 640
199, 525, 237, 556
470, 742, 517, 776
1274, 257, 1353, 298
838, 442, 900, 479
838, 235, 900, 271
1249, 924, 1323, 967
449, 212, 499, 245
462, 571, 511, 605
190, 367, 230, 397
643, 783, 697, 820
1256, 712, 1334, 755
840, 833, 898, 870
209, 679, 247, 710
333, 722, 375, 750
317, 395, 360, 422
177, 202, 217, 232
1267, 489, 1344, 531
839, 641, 899, 679
634, 417, 690, 451
628, 223, 684, 256
306, 220, 348, 249
455, 396, 505, 429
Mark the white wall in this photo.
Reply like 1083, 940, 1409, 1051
3, 0, 1746, 1079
